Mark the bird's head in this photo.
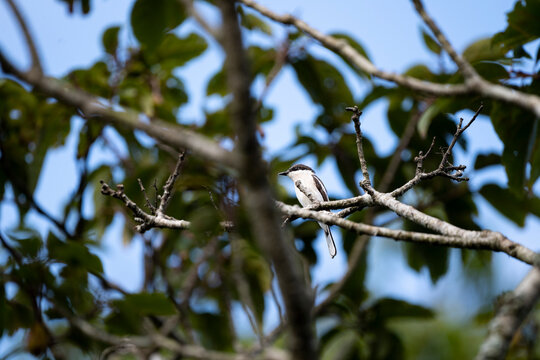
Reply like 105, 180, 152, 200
278, 164, 315, 178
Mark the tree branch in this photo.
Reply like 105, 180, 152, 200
217, 1, 316, 358
0, 51, 238, 170
346, 106, 372, 189
157, 152, 185, 216
476, 268, 540, 360
391, 105, 483, 198
411, 0, 478, 80
238, 0, 540, 118
276, 202, 539, 266
4, 0, 42, 76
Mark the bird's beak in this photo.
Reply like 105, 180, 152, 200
278, 171, 288, 176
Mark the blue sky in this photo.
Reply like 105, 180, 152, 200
1, 0, 539, 355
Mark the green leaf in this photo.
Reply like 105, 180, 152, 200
405, 241, 449, 283
116, 293, 177, 316
404, 64, 436, 81
472, 62, 508, 82
321, 330, 364, 360
417, 103, 441, 139
370, 298, 434, 320
57, 0, 91, 14
529, 124, 540, 188
329, 33, 371, 78
147, 33, 208, 71
240, 12, 273, 35
206, 68, 227, 96
490, 103, 537, 192
291, 55, 354, 131
492, 0, 540, 52
13, 235, 42, 259
47, 235, 103, 274
68, 61, 112, 98
191, 312, 234, 351
479, 183, 528, 226
130, 0, 186, 51
421, 29, 442, 55
474, 153, 501, 170
463, 37, 506, 63
102, 25, 121, 56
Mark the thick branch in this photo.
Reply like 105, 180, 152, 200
476, 268, 540, 360
277, 202, 539, 266
0, 52, 238, 169
218, 1, 316, 358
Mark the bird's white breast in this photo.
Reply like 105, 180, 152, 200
288, 170, 325, 206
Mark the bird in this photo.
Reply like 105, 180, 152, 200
279, 164, 337, 258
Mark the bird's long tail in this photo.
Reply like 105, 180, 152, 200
319, 222, 337, 258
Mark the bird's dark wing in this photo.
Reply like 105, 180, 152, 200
312, 174, 329, 202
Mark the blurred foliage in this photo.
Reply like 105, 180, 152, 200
1, 0, 540, 359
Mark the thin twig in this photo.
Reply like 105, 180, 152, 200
137, 178, 156, 214
390, 105, 483, 198
411, 0, 478, 80
346, 106, 372, 190
4, 0, 42, 75
231, 236, 264, 344
157, 151, 186, 215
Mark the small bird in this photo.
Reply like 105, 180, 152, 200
279, 164, 337, 258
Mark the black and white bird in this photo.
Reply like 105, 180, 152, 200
279, 164, 337, 258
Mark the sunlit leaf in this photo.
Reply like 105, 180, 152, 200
240, 10, 273, 35
463, 37, 506, 63
421, 28, 442, 55
492, 0, 540, 51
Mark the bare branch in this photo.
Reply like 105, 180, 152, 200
391, 105, 483, 198
476, 268, 540, 360
217, 1, 316, 358
238, 0, 540, 117
411, 0, 478, 80
346, 106, 371, 190
277, 202, 539, 266
4, 0, 42, 75
100, 181, 233, 233
238, 0, 469, 96
157, 151, 186, 215
137, 178, 156, 214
